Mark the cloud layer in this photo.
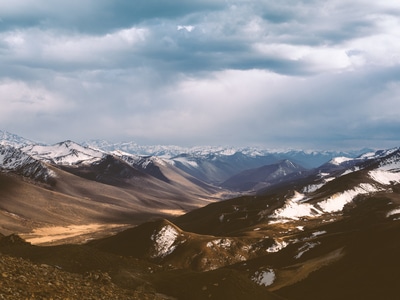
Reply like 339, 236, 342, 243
1, 1, 400, 149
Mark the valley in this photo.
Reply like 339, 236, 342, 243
1, 130, 400, 299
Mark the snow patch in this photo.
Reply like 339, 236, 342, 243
341, 166, 360, 176
291, 191, 306, 202
387, 208, 400, 218
173, 156, 199, 168
151, 225, 179, 258
369, 170, 400, 185
219, 149, 237, 156
324, 177, 336, 182
272, 201, 318, 220
330, 157, 353, 165
303, 183, 324, 193
206, 238, 233, 250
252, 269, 275, 287
378, 159, 400, 172
272, 182, 383, 222
318, 183, 381, 213
319, 172, 330, 177
266, 240, 288, 253
271, 193, 321, 221
311, 230, 327, 237
295, 242, 320, 259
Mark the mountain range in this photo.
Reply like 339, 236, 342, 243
83, 139, 370, 181
1, 130, 400, 299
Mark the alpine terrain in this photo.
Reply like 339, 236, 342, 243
1, 130, 400, 299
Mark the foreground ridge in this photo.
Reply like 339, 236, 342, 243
0, 253, 168, 300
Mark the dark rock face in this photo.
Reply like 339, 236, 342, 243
0, 145, 55, 184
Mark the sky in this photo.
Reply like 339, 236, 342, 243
1, 0, 400, 150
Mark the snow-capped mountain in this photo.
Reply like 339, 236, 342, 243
0, 133, 216, 198
0, 130, 36, 148
21, 140, 105, 166
0, 131, 387, 193
84, 139, 368, 168
82, 140, 188, 158
0, 131, 379, 193
306, 147, 400, 189
83, 139, 371, 186
111, 151, 172, 183
0, 135, 108, 186
267, 147, 400, 222
0, 144, 55, 183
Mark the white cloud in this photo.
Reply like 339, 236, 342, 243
253, 43, 352, 72
177, 25, 195, 32
0, 80, 71, 121
1, 26, 148, 68
343, 15, 400, 67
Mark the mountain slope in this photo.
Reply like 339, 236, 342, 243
3, 131, 400, 299
7, 145, 396, 298
0, 144, 55, 184
0, 160, 220, 236
0, 141, 222, 239
221, 160, 306, 192
273, 195, 400, 300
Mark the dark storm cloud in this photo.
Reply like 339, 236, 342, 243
0, 0, 225, 33
0, 0, 381, 77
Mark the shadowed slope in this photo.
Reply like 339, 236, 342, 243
0, 161, 219, 238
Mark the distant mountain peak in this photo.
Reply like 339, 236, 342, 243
57, 140, 75, 146
21, 141, 105, 166
0, 130, 36, 148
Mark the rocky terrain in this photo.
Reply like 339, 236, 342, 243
0, 254, 146, 300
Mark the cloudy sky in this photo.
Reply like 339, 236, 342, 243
1, 0, 400, 149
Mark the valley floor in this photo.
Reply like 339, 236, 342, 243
20, 223, 131, 246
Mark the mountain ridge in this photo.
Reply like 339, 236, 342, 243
1, 130, 374, 190
221, 159, 306, 192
